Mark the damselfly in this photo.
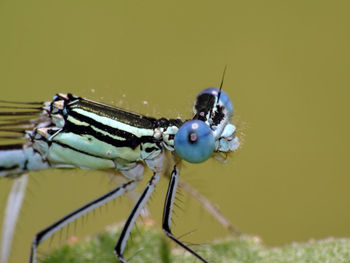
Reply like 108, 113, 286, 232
0, 75, 239, 263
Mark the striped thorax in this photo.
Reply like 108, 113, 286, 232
28, 94, 183, 177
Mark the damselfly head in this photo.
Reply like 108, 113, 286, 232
174, 87, 239, 163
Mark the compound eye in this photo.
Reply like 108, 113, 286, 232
174, 120, 215, 163
199, 88, 233, 116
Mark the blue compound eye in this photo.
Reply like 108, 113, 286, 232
174, 120, 215, 163
199, 88, 233, 116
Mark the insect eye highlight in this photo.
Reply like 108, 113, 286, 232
174, 120, 215, 163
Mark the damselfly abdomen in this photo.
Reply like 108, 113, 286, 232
0, 82, 239, 263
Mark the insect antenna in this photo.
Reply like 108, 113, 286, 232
207, 66, 227, 122
217, 65, 227, 103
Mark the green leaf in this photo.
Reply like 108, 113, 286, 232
41, 225, 350, 263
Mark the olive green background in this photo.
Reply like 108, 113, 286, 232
0, 1, 349, 263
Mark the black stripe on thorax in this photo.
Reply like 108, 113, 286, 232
67, 109, 137, 140
72, 98, 157, 129
52, 140, 109, 160
62, 119, 155, 149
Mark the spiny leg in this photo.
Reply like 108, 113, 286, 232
114, 172, 160, 263
178, 179, 240, 236
30, 179, 138, 263
162, 166, 210, 263
163, 156, 238, 235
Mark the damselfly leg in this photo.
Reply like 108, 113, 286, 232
163, 165, 210, 263
29, 179, 138, 263
115, 172, 160, 262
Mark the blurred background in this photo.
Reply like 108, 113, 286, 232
0, 1, 349, 262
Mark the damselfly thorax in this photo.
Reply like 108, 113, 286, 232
0, 83, 239, 263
